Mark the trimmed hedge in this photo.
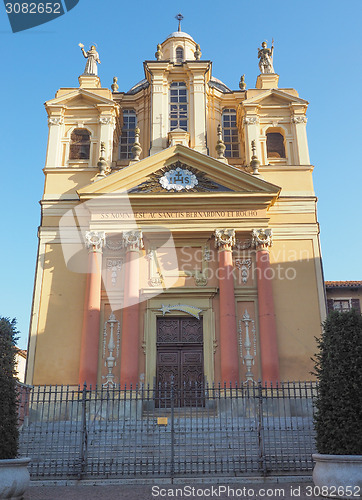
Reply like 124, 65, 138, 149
0, 317, 19, 459
313, 310, 362, 455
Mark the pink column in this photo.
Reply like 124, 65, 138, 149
120, 231, 143, 387
78, 232, 105, 386
253, 229, 280, 385
215, 229, 239, 385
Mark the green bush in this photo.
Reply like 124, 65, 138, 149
0, 317, 19, 459
313, 310, 362, 455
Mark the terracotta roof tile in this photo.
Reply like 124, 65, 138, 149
15, 348, 27, 358
325, 281, 362, 288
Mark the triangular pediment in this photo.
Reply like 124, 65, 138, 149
45, 88, 116, 109
244, 89, 308, 106
78, 145, 280, 201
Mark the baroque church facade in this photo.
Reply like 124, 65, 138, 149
25, 27, 326, 389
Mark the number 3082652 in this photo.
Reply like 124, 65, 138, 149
5, 3, 61, 14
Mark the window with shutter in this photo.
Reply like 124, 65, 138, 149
327, 299, 334, 315
351, 299, 361, 315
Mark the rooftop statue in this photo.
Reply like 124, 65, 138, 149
79, 43, 101, 76
258, 40, 274, 74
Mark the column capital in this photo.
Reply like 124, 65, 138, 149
85, 231, 105, 253
291, 115, 307, 124
214, 229, 236, 251
48, 116, 64, 126
243, 116, 259, 125
123, 230, 144, 251
252, 228, 273, 250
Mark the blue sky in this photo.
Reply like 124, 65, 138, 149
1, 0, 361, 348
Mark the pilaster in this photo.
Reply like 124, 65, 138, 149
78, 231, 105, 386
291, 106, 310, 164
46, 112, 65, 167
120, 230, 144, 387
252, 228, 280, 384
189, 70, 208, 154
215, 229, 239, 384
243, 112, 261, 164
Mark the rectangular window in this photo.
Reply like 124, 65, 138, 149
333, 300, 351, 312
222, 109, 239, 158
119, 110, 137, 159
169, 82, 188, 131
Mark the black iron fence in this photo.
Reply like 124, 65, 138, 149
18, 382, 317, 479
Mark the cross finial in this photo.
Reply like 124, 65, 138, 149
175, 13, 184, 32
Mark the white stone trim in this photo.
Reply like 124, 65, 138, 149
25, 238, 46, 385
312, 234, 327, 324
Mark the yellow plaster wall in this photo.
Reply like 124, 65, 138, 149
33, 243, 86, 385
44, 171, 97, 195
269, 239, 322, 380
261, 168, 315, 193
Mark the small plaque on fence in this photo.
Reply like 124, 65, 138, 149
157, 417, 168, 426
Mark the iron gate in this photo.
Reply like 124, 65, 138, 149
18, 382, 317, 479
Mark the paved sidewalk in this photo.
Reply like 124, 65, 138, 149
25, 479, 322, 499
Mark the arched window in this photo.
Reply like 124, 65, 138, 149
175, 47, 184, 63
119, 109, 137, 159
69, 128, 91, 160
170, 82, 188, 131
266, 131, 286, 158
222, 109, 239, 158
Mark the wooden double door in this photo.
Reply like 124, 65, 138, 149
156, 317, 204, 407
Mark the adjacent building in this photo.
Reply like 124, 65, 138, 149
326, 281, 362, 315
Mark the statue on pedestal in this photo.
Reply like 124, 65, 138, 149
258, 40, 274, 74
79, 43, 101, 76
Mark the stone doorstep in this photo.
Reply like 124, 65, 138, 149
29, 475, 313, 486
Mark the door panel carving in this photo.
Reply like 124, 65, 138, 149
180, 319, 203, 343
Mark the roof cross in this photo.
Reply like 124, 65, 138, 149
175, 13, 184, 32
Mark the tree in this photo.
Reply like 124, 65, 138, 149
0, 317, 19, 459
313, 310, 362, 455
